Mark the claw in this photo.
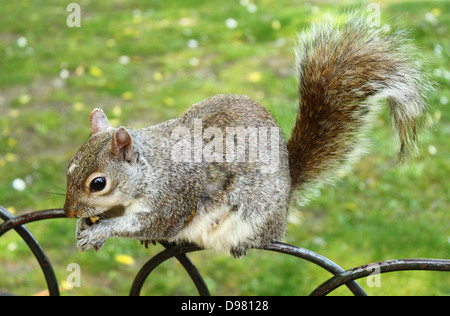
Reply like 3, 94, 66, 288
140, 240, 156, 248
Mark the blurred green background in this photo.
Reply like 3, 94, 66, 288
0, 0, 448, 295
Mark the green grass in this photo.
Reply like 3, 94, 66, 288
0, 0, 449, 295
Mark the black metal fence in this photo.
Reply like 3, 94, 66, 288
1, 205, 449, 296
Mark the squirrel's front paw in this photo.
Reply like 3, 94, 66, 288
75, 218, 91, 239
76, 220, 109, 252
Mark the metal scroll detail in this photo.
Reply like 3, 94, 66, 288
1, 207, 449, 296
0, 207, 66, 296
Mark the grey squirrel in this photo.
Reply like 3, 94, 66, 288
64, 12, 431, 257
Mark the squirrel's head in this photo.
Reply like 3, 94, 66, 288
64, 109, 139, 219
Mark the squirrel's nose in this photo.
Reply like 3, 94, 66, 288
64, 197, 79, 218
64, 205, 77, 218
65, 209, 77, 218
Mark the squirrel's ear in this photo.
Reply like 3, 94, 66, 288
111, 127, 134, 162
90, 108, 111, 135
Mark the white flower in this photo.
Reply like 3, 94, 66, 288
187, 39, 198, 49
424, 12, 438, 25
225, 18, 238, 29
12, 178, 26, 191
118, 55, 130, 65
247, 4, 257, 13
60, 69, 69, 79
17, 36, 28, 47
7, 242, 18, 251
427, 145, 437, 156
189, 57, 200, 66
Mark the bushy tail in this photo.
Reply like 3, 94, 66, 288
287, 12, 432, 197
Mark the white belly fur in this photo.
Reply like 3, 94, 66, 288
171, 205, 254, 254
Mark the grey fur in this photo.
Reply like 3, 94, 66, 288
65, 12, 431, 257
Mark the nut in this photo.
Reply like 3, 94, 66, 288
90, 215, 100, 224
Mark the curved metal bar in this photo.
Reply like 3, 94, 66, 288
130, 243, 206, 296
0, 208, 66, 237
256, 242, 367, 296
159, 241, 211, 296
310, 258, 450, 296
0, 206, 62, 296
131, 241, 367, 296
172, 253, 211, 296
1, 207, 448, 296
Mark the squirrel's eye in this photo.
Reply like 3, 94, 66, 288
90, 177, 107, 192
